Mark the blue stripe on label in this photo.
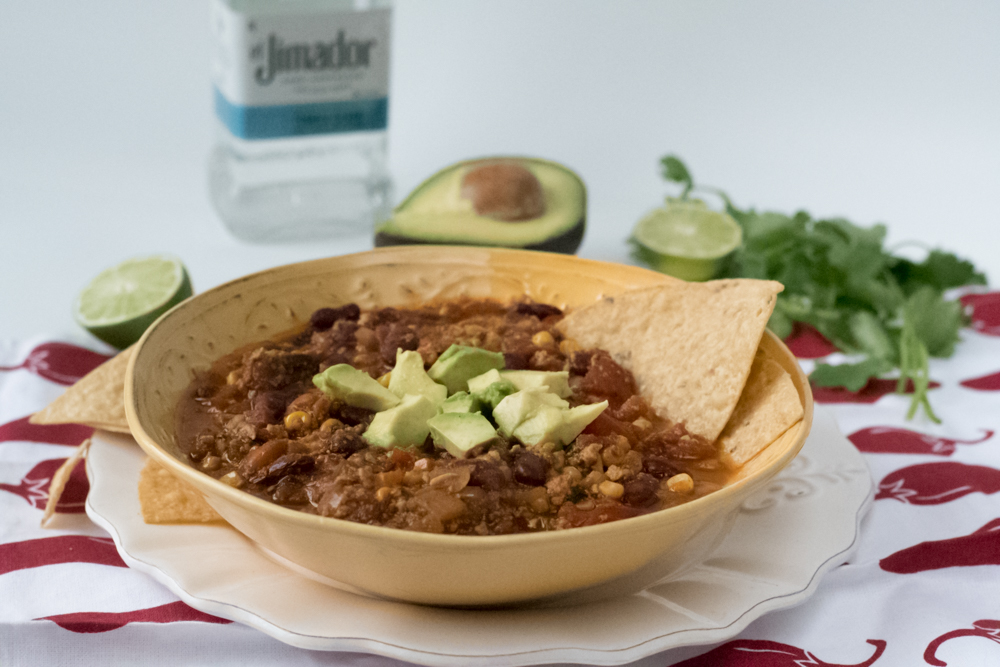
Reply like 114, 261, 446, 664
215, 89, 388, 139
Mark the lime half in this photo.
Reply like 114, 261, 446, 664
630, 199, 742, 281
73, 255, 193, 349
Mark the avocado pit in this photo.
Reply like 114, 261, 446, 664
460, 161, 546, 222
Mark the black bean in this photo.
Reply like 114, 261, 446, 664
336, 405, 375, 427
328, 427, 367, 455
568, 349, 594, 376
622, 473, 660, 507
502, 350, 532, 370
643, 454, 681, 480
513, 451, 548, 486
378, 323, 419, 365
310, 304, 361, 331
242, 350, 319, 392
467, 460, 505, 491
515, 302, 563, 320
272, 476, 309, 505
247, 390, 291, 427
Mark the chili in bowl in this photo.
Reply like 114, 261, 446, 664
126, 246, 812, 606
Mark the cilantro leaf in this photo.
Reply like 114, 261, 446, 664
660, 156, 693, 198
811, 357, 895, 392
891, 250, 987, 293
904, 286, 964, 358
849, 311, 897, 361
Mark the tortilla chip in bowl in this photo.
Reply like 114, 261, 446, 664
126, 246, 812, 607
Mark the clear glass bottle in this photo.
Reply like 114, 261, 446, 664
209, 0, 393, 243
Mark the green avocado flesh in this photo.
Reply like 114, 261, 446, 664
374, 157, 587, 254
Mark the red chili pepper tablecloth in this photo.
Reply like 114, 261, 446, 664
4, 295, 1000, 666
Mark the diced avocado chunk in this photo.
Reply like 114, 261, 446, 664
512, 401, 608, 447
468, 369, 518, 418
439, 391, 480, 414
388, 349, 447, 407
313, 364, 400, 412
500, 370, 572, 398
493, 388, 570, 438
363, 394, 438, 449
466, 368, 503, 395
427, 412, 499, 458
427, 344, 505, 394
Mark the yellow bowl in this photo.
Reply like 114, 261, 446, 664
125, 246, 813, 607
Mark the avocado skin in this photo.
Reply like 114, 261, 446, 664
374, 216, 585, 255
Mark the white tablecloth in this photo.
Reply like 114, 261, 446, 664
4, 292, 1000, 665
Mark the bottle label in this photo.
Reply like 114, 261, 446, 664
211, 2, 391, 139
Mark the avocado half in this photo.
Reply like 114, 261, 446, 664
374, 157, 587, 254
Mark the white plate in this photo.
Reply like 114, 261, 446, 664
86, 407, 871, 666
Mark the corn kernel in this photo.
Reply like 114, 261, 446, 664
283, 411, 312, 431
219, 471, 243, 488
667, 473, 695, 494
559, 338, 581, 356
200, 455, 221, 472
632, 417, 652, 431
532, 330, 555, 347
599, 480, 625, 499
377, 372, 391, 388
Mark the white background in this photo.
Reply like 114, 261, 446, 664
2, 0, 998, 343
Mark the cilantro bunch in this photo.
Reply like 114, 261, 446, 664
657, 156, 987, 422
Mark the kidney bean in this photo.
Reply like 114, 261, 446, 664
582, 412, 637, 443
612, 395, 651, 422
238, 439, 289, 481
513, 451, 549, 486
622, 473, 660, 507
578, 350, 638, 407
250, 454, 316, 485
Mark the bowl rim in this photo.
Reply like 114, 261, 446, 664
125, 246, 813, 550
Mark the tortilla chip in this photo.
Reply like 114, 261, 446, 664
556, 279, 783, 442
138, 457, 224, 524
718, 347, 804, 467
40, 438, 92, 528
30, 347, 132, 434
